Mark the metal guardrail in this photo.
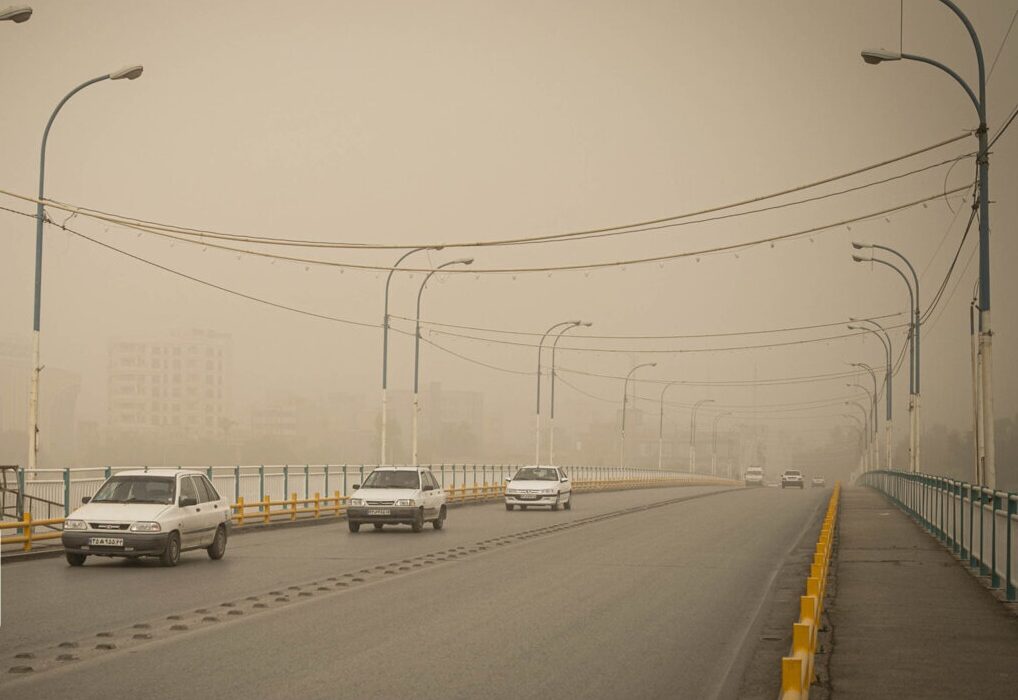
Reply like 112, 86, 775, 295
1, 470, 735, 552
858, 469, 1016, 603
780, 482, 841, 700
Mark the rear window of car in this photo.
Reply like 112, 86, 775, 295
195, 476, 220, 503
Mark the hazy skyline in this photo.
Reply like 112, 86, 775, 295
1, 1, 1015, 482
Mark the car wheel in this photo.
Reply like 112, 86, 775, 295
520, 505, 528, 511
505, 503, 514, 511
564, 495, 572, 511
411, 508, 424, 533
432, 506, 446, 530
373, 523, 384, 531
66, 552, 87, 567
551, 501, 560, 511
160, 532, 181, 567
206, 525, 227, 560
348, 521, 361, 533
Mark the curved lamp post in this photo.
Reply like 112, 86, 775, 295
844, 401, 872, 471
535, 320, 580, 464
852, 251, 919, 472
620, 362, 656, 467
411, 258, 472, 464
861, 0, 995, 486
657, 381, 680, 470
848, 318, 894, 468
0, 6, 32, 22
380, 246, 443, 464
28, 66, 144, 472
711, 412, 732, 477
689, 398, 715, 473
548, 321, 591, 465
847, 383, 877, 469
841, 413, 866, 472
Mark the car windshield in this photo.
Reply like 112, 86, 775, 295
512, 468, 559, 481
786, 471, 802, 476
91, 476, 175, 504
362, 470, 421, 489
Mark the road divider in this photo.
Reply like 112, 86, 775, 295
780, 482, 840, 700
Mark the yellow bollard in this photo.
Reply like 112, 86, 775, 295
237, 496, 245, 526
290, 493, 298, 521
263, 495, 271, 525
23, 511, 32, 552
781, 656, 804, 698
314, 492, 321, 519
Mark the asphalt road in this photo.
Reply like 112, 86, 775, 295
1, 484, 827, 699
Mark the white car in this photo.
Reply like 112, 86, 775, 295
744, 466, 765, 487
61, 469, 231, 567
811, 475, 827, 488
505, 466, 572, 511
346, 467, 446, 533
781, 469, 805, 489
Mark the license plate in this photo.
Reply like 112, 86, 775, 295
88, 537, 124, 546
366, 509, 390, 516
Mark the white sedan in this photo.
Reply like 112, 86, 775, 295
505, 466, 572, 511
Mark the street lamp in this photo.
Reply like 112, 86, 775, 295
620, 362, 656, 467
848, 318, 894, 469
548, 321, 591, 465
535, 320, 580, 465
849, 361, 881, 466
861, 0, 995, 486
0, 6, 31, 22
841, 413, 867, 472
851, 250, 920, 472
847, 383, 877, 469
689, 398, 715, 473
657, 381, 680, 470
844, 401, 871, 471
380, 246, 443, 464
411, 258, 472, 464
711, 412, 732, 477
28, 66, 144, 472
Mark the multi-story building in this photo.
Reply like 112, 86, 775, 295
107, 329, 231, 440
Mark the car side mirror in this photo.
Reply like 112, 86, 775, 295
81, 496, 91, 504
560, 477, 568, 482
179, 496, 198, 508
352, 484, 360, 490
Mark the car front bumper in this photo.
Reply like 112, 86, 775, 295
505, 494, 561, 506
347, 506, 420, 524
782, 481, 804, 488
62, 531, 171, 556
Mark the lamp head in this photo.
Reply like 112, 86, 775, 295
861, 49, 901, 65
851, 254, 870, 263
0, 6, 32, 22
851, 241, 873, 250
650, 362, 657, 368
110, 65, 144, 80
581, 322, 593, 327
454, 257, 473, 266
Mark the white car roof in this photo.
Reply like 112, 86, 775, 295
112, 469, 204, 478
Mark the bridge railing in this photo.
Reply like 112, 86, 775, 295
859, 470, 1017, 603
1, 466, 736, 552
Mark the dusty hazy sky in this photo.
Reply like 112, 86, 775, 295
1, 1, 1016, 467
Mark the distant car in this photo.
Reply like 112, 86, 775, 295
811, 475, 826, 488
61, 469, 231, 567
781, 470, 805, 489
744, 466, 765, 487
346, 467, 446, 533
505, 466, 572, 511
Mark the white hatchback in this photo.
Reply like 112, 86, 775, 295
346, 467, 447, 532
504, 466, 572, 511
61, 469, 231, 567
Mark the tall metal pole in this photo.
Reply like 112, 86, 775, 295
620, 362, 656, 468
536, 320, 579, 465
845, 401, 871, 471
970, 289, 984, 484
549, 321, 589, 466
689, 399, 715, 473
412, 258, 472, 464
847, 383, 877, 470
861, 0, 993, 485
381, 246, 441, 465
711, 412, 731, 477
658, 381, 680, 470
28, 67, 143, 473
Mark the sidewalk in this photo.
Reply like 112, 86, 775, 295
827, 486, 1018, 698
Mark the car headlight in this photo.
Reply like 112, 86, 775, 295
63, 519, 86, 531
349, 498, 365, 507
541, 489, 557, 495
505, 490, 519, 496
129, 521, 161, 533
395, 499, 416, 507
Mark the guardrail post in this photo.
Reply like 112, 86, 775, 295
259, 465, 265, 508
284, 465, 289, 501
290, 492, 297, 521
324, 465, 330, 497
63, 468, 71, 517
236, 496, 245, 526
1007, 495, 1016, 602
104, 466, 112, 479
234, 465, 240, 506
22, 511, 32, 552
305, 465, 310, 500
334, 490, 342, 517
991, 493, 1000, 589
969, 484, 978, 569
16, 467, 25, 519
263, 495, 271, 525
980, 489, 989, 576
314, 492, 321, 519
781, 657, 804, 697
959, 482, 967, 560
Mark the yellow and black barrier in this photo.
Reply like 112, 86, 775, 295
779, 482, 840, 700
